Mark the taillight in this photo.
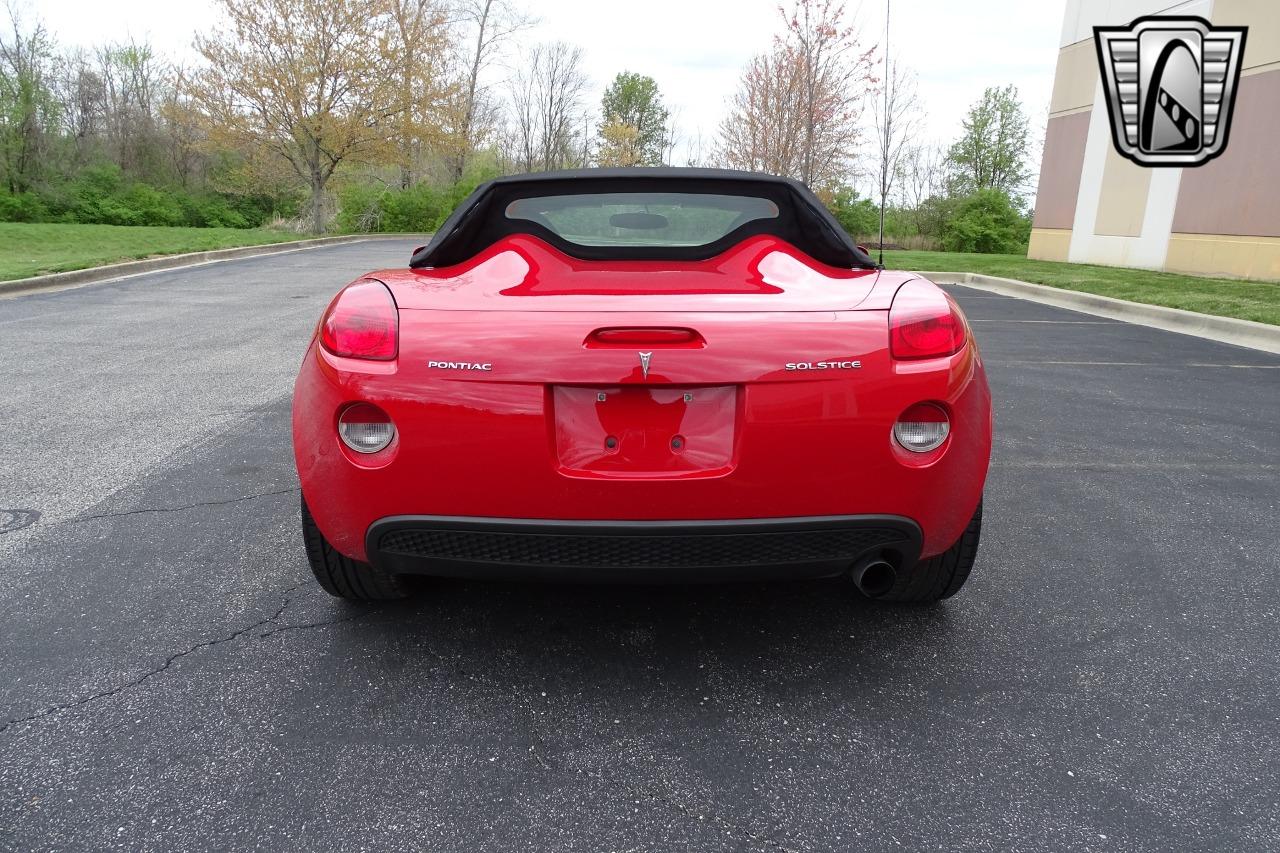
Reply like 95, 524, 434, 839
338, 403, 395, 453
320, 280, 398, 360
889, 280, 966, 360
893, 402, 950, 452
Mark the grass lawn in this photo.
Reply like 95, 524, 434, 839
883, 249, 1280, 326
0, 222, 309, 281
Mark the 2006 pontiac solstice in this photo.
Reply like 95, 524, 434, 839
292, 168, 992, 602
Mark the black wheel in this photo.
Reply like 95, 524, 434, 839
881, 501, 983, 604
301, 496, 407, 601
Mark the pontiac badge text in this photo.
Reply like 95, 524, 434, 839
428, 360, 493, 371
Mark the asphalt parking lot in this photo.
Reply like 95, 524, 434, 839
1, 239, 1278, 852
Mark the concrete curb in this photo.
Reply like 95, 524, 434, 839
919, 270, 1280, 355
0, 234, 425, 298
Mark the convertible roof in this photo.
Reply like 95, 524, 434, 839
408, 168, 878, 270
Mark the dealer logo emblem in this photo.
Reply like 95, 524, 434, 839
1094, 16, 1247, 167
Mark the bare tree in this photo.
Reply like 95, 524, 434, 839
661, 104, 681, 166
871, 57, 919, 252
717, 47, 803, 178
683, 126, 707, 167
898, 142, 946, 236
452, 0, 532, 179
52, 48, 103, 150
95, 40, 170, 178
789, 0, 876, 185
718, 0, 876, 188
159, 66, 206, 188
504, 41, 588, 173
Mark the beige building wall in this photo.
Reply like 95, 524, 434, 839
1029, 0, 1280, 280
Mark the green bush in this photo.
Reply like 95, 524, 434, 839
826, 185, 879, 238
383, 183, 448, 231
0, 164, 278, 229
941, 189, 1031, 254
336, 164, 502, 234
334, 184, 388, 232
177, 193, 251, 228
912, 195, 962, 240
0, 192, 50, 222
120, 182, 185, 226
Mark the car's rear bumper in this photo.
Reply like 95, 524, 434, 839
365, 514, 922, 582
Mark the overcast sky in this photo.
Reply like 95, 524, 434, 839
27, 0, 1064, 195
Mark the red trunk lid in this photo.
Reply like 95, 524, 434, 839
372, 234, 902, 313
369, 234, 912, 480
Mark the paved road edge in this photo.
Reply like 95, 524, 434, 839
0, 234, 425, 298
920, 271, 1280, 355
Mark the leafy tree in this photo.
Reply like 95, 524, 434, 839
0, 0, 516, 231
941, 188, 1030, 254
826, 184, 878, 239
597, 72, 667, 166
912, 193, 961, 241
596, 118, 642, 167
946, 84, 1031, 197
0, 9, 58, 194
189, 0, 400, 233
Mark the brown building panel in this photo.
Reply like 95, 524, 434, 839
1172, 69, 1280, 238
1032, 111, 1092, 230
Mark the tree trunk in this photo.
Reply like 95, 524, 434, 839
310, 172, 326, 234
454, 0, 493, 181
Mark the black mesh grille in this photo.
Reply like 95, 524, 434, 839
376, 525, 910, 569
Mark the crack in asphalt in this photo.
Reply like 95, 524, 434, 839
256, 610, 370, 639
59, 486, 301, 526
0, 584, 303, 736
2, 589, 787, 853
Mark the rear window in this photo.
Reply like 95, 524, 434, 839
505, 192, 779, 248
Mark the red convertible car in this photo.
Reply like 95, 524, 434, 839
292, 169, 991, 603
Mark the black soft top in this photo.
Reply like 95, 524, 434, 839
408, 168, 878, 270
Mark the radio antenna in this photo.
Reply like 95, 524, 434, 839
878, 0, 889, 267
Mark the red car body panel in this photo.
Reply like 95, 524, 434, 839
293, 234, 992, 567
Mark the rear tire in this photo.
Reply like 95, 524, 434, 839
301, 496, 407, 601
881, 501, 983, 604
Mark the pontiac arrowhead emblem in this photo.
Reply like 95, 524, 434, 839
638, 351, 652, 380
